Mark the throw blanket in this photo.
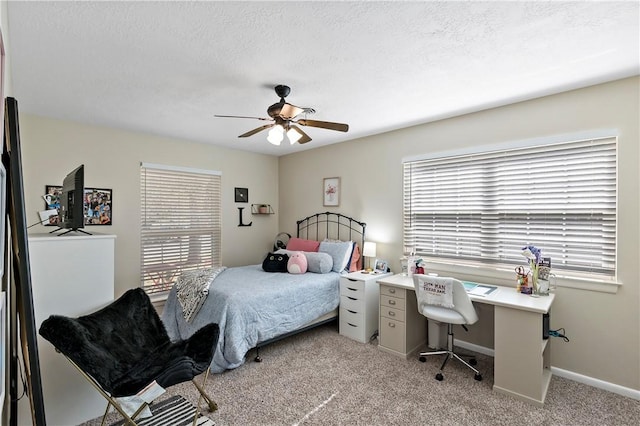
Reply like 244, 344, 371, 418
176, 267, 226, 322
417, 276, 454, 308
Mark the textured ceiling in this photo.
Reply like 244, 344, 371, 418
6, 1, 639, 156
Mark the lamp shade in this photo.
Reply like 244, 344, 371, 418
287, 127, 302, 144
267, 125, 284, 145
362, 241, 377, 258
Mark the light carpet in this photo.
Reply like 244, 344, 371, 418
82, 322, 639, 426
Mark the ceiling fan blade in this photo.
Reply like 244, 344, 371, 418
279, 103, 304, 119
239, 124, 274, 138
289, 125, 312, 144
215, 114, 272, 121
297, 119, 349, 132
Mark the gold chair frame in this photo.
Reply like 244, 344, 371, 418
60, 351, 217, 426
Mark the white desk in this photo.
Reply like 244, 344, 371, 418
377, 274, 555, 406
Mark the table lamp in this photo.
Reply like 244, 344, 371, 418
362, 241, 377, 272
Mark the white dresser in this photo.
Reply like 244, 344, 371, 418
19, 233, 116, 426
339, 271, 391, 343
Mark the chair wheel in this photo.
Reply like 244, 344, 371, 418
419, 356, 427, 363
435, 373, 444, 381
474, 373, 482, 381
469, 358, 477, 366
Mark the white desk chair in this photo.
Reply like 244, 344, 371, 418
413, 275, 482, 381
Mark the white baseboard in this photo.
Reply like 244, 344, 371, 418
456, 340, 640, 401
456, 340, 494, 357
550, 367, 640, 400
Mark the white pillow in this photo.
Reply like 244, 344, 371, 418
318, 240, 353, 273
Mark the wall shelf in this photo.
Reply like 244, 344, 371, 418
251, 204, 274, 215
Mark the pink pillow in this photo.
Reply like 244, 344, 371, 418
287, 237, 320, 252
349, 244, 362, 272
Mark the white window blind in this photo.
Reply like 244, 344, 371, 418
403, 136, 617, 278
140, 163, 222, 295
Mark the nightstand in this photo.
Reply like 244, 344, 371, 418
339, 271, 392, 343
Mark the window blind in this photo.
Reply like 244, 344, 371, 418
403, 137, 617, 277
140, 164, 222, 295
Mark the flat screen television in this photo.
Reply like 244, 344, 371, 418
54, 164, 90, 235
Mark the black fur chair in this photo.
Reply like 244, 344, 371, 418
39, 287, 219, 425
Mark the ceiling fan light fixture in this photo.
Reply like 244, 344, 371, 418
216, 85, 349, 147
267, 125, 284, 145
287, 127, 302, 144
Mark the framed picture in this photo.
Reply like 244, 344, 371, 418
43, 185, 62, 226
84, 188, 112, 225
374, 258, 388, 274
43, 186, 113, 225
323, 177, 340, 207
235, 187, 248, 203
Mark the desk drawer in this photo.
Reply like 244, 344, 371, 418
340, 277, 365, 299
379, 317, 405, 352
380, 305, 404, 322
380, 284, 405, 299
381, 295, 406, 311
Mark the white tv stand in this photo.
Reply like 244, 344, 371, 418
19, 233, 115, 425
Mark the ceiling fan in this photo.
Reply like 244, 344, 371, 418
215, 85, 349, 145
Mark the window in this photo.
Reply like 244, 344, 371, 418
403, 135, 617, 279
140, 163, 222, 295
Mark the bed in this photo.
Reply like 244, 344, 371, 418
161, 212, 366, 373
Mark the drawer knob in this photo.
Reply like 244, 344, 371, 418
389, 288, 396, 293
348, 323, 357, 328
389, 299, 396, 305
348, 278, 358, 282
347, 309, 357, 314
347, 287, 357, 292
348, 296, 357, 301
389, 322, 395, 328
388, 311, 395, 316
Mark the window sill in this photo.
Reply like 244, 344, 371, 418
421, 259, 621, 294
148, 291, 169, 312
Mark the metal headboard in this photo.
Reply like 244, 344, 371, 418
296, 212, 366, 249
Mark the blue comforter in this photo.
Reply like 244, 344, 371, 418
161, 265, 340, 373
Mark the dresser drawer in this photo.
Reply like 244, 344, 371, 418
380, 305, 404, 322
380, 284, 405, 299
340, 318, 365, 342
380, 295, 406, 311
339, 307, 366, 342
379, 317, 406, 352
340, 306, 365, 328
340, 294, 363, 313
340, 277, 365, 299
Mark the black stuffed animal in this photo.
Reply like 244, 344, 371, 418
262, 252, 289, 272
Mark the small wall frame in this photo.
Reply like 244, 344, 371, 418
323, 177, 340, 207
235, 187, 248, 203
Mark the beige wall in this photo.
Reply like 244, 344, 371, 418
279, 77, 640, 391
14, 76, 640, 392
19, 115, 280, 297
